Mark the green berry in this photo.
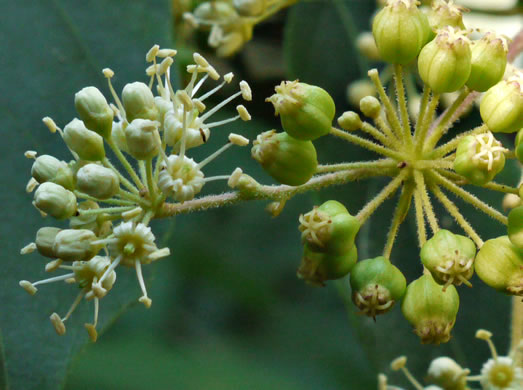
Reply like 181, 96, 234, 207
401, 273, 459, 344
508, 206, 523, 250
420, 229, 476, 289
453, 132, 506, 185
31, 155, 74, 190
122, 82, 158, 122
297, 244, 357, 286
251, 130, 317, 186
372, 0, 429, 65
74, 86, 114, 138
298, 200, 360, 255
418, 27, 471, 93
76, 164, 120, 200
466, 32, 508, 92
266, 81, 335, 141
34, 182, 77, 220
35, 227, 61, 258
63, 118, 105, 161
480, 77, 523, 134
475, 236, 523, 296
349, 256, 406, 318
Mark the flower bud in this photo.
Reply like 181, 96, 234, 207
418, 27, 471, 93
298, 200, 360, 255
266, 81, 335, 141
31, 155, 74, 190
251, 130, 317, 186
516, 128, 523, 163
53, 229, 100, 261
427, 357, 468, 390
111, 121, 129, 153
74, 86, 114, 138
34, 182, 77, 220
233, 0, 266, 16
349, 256, 406, 318
356, 31, 380, 61
125, 119, 160, 160
420, 229, 476, 289
338, 111, 362, 131
35, 227, 61, 258
360, 96, 381, 119
453, 132, 506, 185
427, 0, 466, 35
480, 77, 523, 134
69, 201, 112, 236
63, 118, 105, 161
347, 79, 376, 108
503, 193, 521, 212
154, 96, 172, 124
76, 164, 120, 199
508, 206, 523, 250
475, 236, 523, 296
466, 32, 508, 92
401, 273, 459, 344
122, 82, 158, 122
372, 0, 430, 65
297, 244, 357, 286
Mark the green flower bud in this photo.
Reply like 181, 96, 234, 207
70, 201, 112, 237
359, 96, 381, 119
427, 357, 468, 390
480, 77, 523, 134
266, 81, 335, 141
401, 273, 459, 344
297, 244, 358, 286
453, 132, 506, 186
53, 229, 100, 261
122, 82, 158, 122
31, 155, 74, 190
418, 27, 472, 93
420, 229, 476, 289
63, 118, 105, 161
74, 86, 114, 138
111, 121, 129, 153
125, 119, 160, 160
34, 182, 77, 220
233, 0, 266, 16
338, 111, 362, 132
372, 0, 429, 65
475, 236, 523, 296
466, 32, 508, 92
427, 0, 466, 35
154, 96, 172, 125
35, 227, 61, 258
516, 129, 523, 163
298, 200, 360, 255
251, 130, 317, 186
76, 164, 120, 199
508, 206, 523, 250
349, 256, 406, 318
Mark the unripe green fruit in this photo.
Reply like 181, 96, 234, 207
418, 27, 471, 93
508, 206, 523, 250
372, 0, 429, 65
298, 200, 360, 255
480, 77, 523, 134
53, 229, 100, 261
125, 119, 160, 160
63, 118, 105, 161
266, 81, 335, 140
516, 129, 523, 163
34, 182, 77, 220
74, 86, 114, 138
122, 82, 158, 122
251, 130, 317, 186
297, 244, 357, 286
31, 155, 74, 190
475, 236, 523, 296
420, 229, 476, 289
453, 133, 506, 186
35, 227, 61, 258
401, 273, 459, 344
466, 32, 508, 92
349, 256, 406, 318
76, 164, 120, 199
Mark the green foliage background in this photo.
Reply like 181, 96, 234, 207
0, 0, 515, 389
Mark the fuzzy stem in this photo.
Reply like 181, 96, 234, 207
79, 206, 135, 215
374, 115, 401, 149
511, 296, 523, 356
414, 171, 439, 234
413, 86, 430, 138
330, 127, 404, 161
415, 93, 440, 156
393, 64, 413, 149
73, 191, 135, 206
430, 185, 484, 247
146, 158, 157, 205
431, 124, 488, 159
361, 122, 393, 148
316, 159, 396, 173
383, 182, 414, 258
430, 171, 508, 225
413, 185, 427, 247
107, 139, 144, 190
482, 182, 520, 195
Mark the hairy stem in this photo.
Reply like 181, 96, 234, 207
330, 127, 404, 161
316, 159, 396, 173
368, 69, 403, 141
383, 182, 414, 258
413, 185, 427, 247
414, 171, 439, 234
394, 64, 413, 149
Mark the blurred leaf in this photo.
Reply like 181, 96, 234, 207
0, 0, 172, 389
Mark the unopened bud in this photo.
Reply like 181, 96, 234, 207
31, 155, 74, 190
122, 82, 158, 122
76, 164, 120, 199
125, 119, 160, 160
74, 86, 114, 138
53, 229, 100, 261
34, 182, 77, 220
63, 118, 105, 161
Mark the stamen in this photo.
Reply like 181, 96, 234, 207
20, 243, 36, 255
32, 273, 75, 286
204, 175, 232, 182
391, 356, 424, 390
26, 178, 39, 193
224, 72, 234, 83
148, 247, 170, 261
158, 57, 173, 76
42, 117, 57, 133
192, 74, 209, 97
84, 297, 99, 342
476, 329, 499, 360
157, 49, 177, 58
50, 312, 66, 335
45, 259, 63, 272
193, 53, 209, 68
62, 289, 86, 322
135, 260, 152, 308
236, 105, 251, 121
229, 133, 249, 146
206, 115, 241, 128
239, 81, 252, 101
196, 142, 233, 169
146, 44, 159, 62
228, 168, 243, 187
197, 80, 227, 102
97, 255, 121, 286
103, 68, 127, 122
200, 90, 242, 121
193, 99, 206, 112
24, 150, 37, 159
19, 280, 37, 295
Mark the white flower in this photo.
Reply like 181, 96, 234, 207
158, 155, 205, 202
480, 356, 523, 390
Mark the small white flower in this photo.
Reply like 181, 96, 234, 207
480, 356, 523, 390
158, 155, 205, 202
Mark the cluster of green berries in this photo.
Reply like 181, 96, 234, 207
20, 46, 253, 341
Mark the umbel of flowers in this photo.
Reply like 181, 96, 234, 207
20, 46, 252, 341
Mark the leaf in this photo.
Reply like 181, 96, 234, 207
0, 1, 173, 389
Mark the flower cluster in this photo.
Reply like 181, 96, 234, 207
20, 46, 252, 341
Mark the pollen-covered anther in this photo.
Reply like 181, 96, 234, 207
177, 90, 193, 111
158, 57, 174, 76
19, 280, 37, 295
224, 72, 234, 83
145, 44, 159, 62
102, 68, 114, 78
236, 105, 251, 121
239, 81, 252, 101
45, 259, 63, 272
50, 312, 66, 335
157, 49, 177, 58
228, 168, 243, 188
42, 117, 57, 133
24, 150, 37, 159
26, 178, 39, 193
229, 133, 249, 146
20, 243, 37, 255
298, 207, 332, 247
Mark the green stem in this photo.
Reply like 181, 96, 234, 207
413, 86, 430, 141
374, 115, 401, 150
413, 184, 427, 247
146, 158, 157, 205
415, 160, 454, 170
430, 184, 484, 248
79, 206, 135, 215
511, 297, 523, 359
73, 191, 135, 206
415, 92, 440, 157
414, 171, 439, 234
107, 139, 144, 190
482, 182, 520, 195
431, 124, 488, 159
355, 169, 408, 224
330, 127, 404, 161
118, 189, 147, 204
393, 64, 413, 149
383, 182, 414, 258
430, 171, 508, 225
361, 122, 392, 148
316, 159, 396, 174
